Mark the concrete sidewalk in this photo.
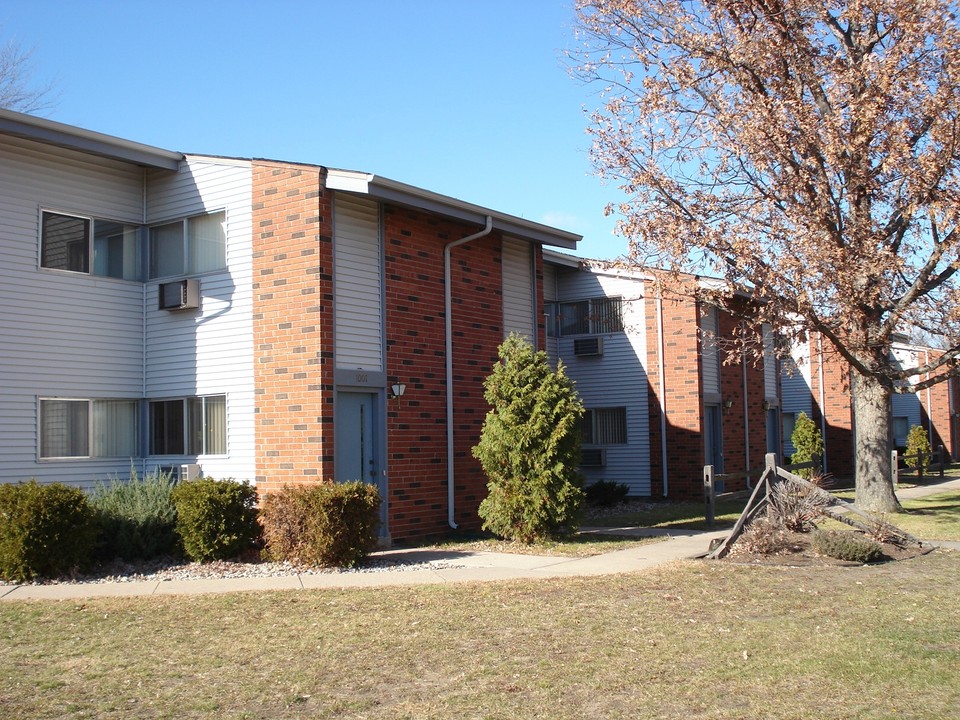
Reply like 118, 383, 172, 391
2, 475, 957, 602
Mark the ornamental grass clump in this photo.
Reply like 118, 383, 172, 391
767, 478, 832, 533
0, 480, 98, 582
90, 468, 178, 560
260, 481, 380, 568
170, 478, 260, 562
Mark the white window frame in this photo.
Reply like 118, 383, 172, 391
148, 210, 227, 279
38, 397, 140, 460
557, 296, 624, 336
149, 395, 228, 457
581, 407, 628, 446
39, 209, 141, 281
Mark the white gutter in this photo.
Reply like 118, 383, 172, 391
816, 333, 828, 473
445, 216, 494, 528
742, 345, 751, 489
656, 290, 669, 496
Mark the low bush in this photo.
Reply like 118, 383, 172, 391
811, 529, 885, 563
731, 516, 793, 556
260, 481, 380, 568
0, 480, 98, 582
170, 478, 260, 562
584, 480, 630, 508
90, 468, 179, 560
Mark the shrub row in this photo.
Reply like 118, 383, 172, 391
0, 476, 381, 582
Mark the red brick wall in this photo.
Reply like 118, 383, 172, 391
917, 348, 955, 460
251, 161, 335, 491
382, 205, 504, 542
645, 285, 704, 499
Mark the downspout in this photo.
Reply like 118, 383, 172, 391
816, 333, 828, 473
742, 344, 751, 489
656, 290, 669, 496
445, 216, 494, 528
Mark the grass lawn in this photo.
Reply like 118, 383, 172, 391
3, 552, 958, 719
892, 491, 960, 541
585, 497, 748, 531
422, 533, 663, 557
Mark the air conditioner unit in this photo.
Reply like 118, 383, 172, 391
574, 337, 604, 356
180, 463, 201, 481
159, 278, 200, 311
580, 448, 607, 467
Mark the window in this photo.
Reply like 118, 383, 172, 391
39, 398, 139, 459
781, 412, 797, 452
150, 395, 226, 455
41, 211, 139, 280
893, 416, 909, 448
555, 296, 623, 336
581, 407, 628, 445
149, 211, 226, 278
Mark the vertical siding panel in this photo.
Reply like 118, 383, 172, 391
502, 237, 534, 340
700, 306, 720, 396
334, 194, 382, 371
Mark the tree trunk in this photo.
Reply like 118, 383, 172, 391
852, 371, 902, 513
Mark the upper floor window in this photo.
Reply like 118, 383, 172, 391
149, 211, 226, 278
41, 211, 139, 280
39, 398, 139, 459
547, 296, 624, 336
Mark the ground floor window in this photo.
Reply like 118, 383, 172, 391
149, 395, 226, 456
39, 398, 139, 459
581, 407, 628, 445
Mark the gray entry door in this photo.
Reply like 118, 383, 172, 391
335, 392, 378, 484
704, 404, 723, 474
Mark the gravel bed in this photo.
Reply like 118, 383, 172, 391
2, 553, 467, 587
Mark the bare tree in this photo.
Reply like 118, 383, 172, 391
0, 34, 54, 113
574, 0, 960, 512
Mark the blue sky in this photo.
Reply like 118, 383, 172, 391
2, 0, 628, 259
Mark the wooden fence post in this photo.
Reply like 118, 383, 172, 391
891, 449, 899, 488
703, 465, 715, 527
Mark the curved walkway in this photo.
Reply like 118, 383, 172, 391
3, 477, 958, 601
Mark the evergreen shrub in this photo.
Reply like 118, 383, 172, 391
0, 480, 98, 582
260, 481, 380, 568
90, 468, 179, 560
905, 424, 932, 476
170, 478, 260, 562
473, 334, 585, 542
584, 480, 630, 507
790, 412, 824, 478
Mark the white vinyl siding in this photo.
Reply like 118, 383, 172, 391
334, 194, 383, 371
502, 237, 535, 341
144, 156, 255, 482
0, 135, 147, 486
555, 270, 650, 495
700, 306, 720, 397
763, 323, 778, 401
781, 338, 814, 455
543, 264, 560, 364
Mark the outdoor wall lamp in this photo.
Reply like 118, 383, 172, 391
390, 383, 407, 400
762, 399, 772, 411
722, 398, 734, 414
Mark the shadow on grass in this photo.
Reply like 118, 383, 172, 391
586, 498, 748, 531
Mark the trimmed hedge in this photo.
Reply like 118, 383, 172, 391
0, 480, 98, 582
260, 481, 380, 568
90, 469, 179, 560
811, 529, 885, 564
171, 478, 260, 562
585, 480, 630, 507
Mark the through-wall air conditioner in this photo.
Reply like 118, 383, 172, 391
580, 448, 607, 467
573, 336, 604, 356
180, 463, 201, 481
159, 278, 200, 311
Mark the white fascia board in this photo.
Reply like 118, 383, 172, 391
0, 108, 183, 170
326, 169, 581, 250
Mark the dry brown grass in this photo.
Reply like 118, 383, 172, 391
2, 551, 958, 719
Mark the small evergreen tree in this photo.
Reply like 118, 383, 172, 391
473, 333, 585, 543
790, 412, 823, 478
905, 424, 932, 477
